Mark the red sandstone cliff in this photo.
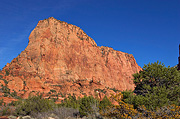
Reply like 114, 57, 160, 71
0, 17, 141, 101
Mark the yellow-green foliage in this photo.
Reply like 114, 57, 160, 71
102, 93, 138, 118
102, 93, 180, 118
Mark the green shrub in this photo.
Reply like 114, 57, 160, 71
14, 94, 56, 116
60, 95, 100, 117
59, 94, 79, 109
99, 96, 112, 112
79, 96, 99, 117
5, 69, 9, 76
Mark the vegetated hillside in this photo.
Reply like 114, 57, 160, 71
0, 17, 141, 103
0, 61, 179, 119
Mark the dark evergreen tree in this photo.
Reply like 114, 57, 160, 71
123, 61, 180, 110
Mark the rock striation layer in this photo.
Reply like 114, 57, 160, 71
0, 17, 141, 101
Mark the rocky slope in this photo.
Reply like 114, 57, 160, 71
0, 17, 141, 102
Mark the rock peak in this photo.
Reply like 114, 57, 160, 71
1, 18, 141, 101
29, 17, 97, 47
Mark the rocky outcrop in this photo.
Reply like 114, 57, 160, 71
0, 17, 141, 100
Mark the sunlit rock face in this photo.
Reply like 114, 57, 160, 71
1, 17, 141, 100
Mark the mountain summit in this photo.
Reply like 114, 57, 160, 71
0, 17, 141, 100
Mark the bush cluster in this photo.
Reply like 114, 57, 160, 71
102, 92, 180, 118
14, 94, 56, 116
59, 94, 112, 117
0, 61, 179, 118
102, 61, 180, 118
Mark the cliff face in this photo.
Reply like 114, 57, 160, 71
0, 17, 141, 100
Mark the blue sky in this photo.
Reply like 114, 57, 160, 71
0, 0, 180, 69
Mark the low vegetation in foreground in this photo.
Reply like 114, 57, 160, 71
0, 61, 180, 119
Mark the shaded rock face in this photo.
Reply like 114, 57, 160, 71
1, 17, 141, 99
